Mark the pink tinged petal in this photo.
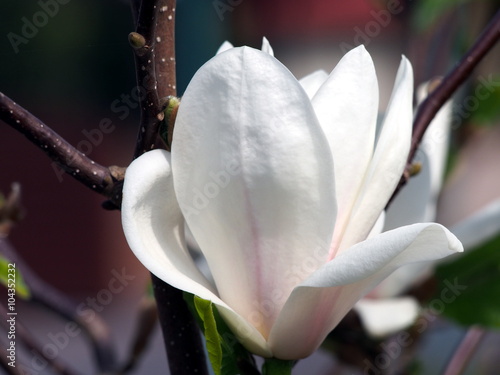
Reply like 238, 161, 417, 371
268, 223, 462, 359
216, 41, 234, 54
354, 297, 420, 338
172, 47, 336, 338
121, 150, 271, 357
298, 70, 328, 99
310, 45, 379, 259
261, 37, 274, 56
385, 82, 452, 230
341, 56, 414, 252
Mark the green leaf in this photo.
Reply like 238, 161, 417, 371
183, 293, 258, 375
433, 233, 500, 328
0, 256, 30, 299
262, 358, 295, 375
194, 296, 223, 375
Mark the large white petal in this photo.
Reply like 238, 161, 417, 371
172, 47, 336, 337
341, 56, 414, 251
268, 223, 462, 359
310, 45, 379, 259
121, 150, 271, 356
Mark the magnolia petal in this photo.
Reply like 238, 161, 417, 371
172, 46, 336, 337
311, 45, 379, 259
298, 70, 328, 99
268, 223, 462, 359
341, 56, 413, 251
385, 82, 452, 230
450, 198, 500, 250
261, 37, 274, 56
355, 297, 420, 337
121, 150, 271, 357
216, 41, 234, 54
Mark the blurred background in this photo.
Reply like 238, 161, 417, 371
0, 0, 499, 374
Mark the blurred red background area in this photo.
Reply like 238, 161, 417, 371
235, 0, 400, 38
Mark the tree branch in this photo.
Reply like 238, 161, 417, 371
155, 0, 177, 100
0, 92, 125, 209
388, 8, 500, 206
152, 275, 209, 375
130, 0, 176, 157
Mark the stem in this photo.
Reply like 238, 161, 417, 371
131, 0, 176, 157
442, 327, 486, 375
155, 0, 177, 100
388, 8, 500, 206
0, 92, 124, 209
262, 358, 295, 375
152, 274, 209, 375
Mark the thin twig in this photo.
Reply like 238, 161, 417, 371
442, 327, 486, 375
0, 238, 118, 373
388, 9, 500, 206
0, 92, 125, 209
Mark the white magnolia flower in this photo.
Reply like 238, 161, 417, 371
121, 42, 462, 359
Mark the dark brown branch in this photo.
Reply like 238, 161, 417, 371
155, 0, 177, 100
0, 238, 117, 373
0, 92, 124, 209
388, 9, 500, 206
442, 327, 486, 375
152, 275, 209, 375
131, 0, 175, 157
